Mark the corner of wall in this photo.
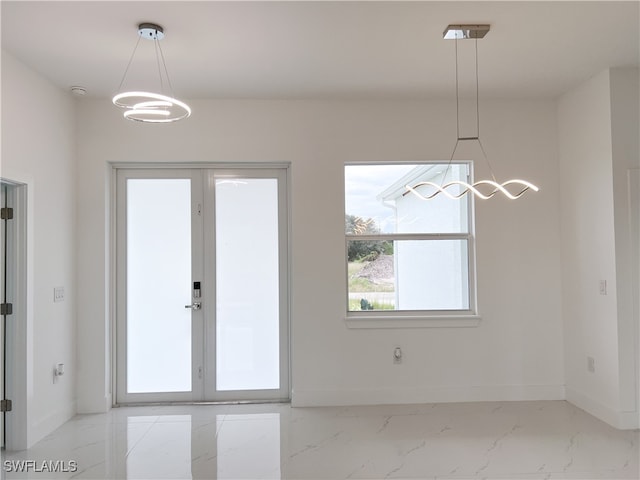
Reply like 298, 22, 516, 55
558, 67, 640, 430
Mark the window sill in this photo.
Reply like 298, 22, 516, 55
344, 314, 481, 329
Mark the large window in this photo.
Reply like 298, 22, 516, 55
345, 163, 476, 318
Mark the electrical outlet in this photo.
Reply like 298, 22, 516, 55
54, 286, 65, 303
587, 356, 595, 373
393, 347, 403, 364
53, 363, 64, 384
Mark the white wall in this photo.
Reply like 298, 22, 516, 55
75, 97, 564, 411
1, 51, 77, 447
558, 67, 640, 429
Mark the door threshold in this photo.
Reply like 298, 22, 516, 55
114, 399, 291, 408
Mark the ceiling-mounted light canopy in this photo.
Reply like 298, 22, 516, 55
407, 24, 538, 200
443, 24, 490, 40
112, 23, 191, 123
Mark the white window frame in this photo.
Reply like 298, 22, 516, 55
344, 161, 480, 329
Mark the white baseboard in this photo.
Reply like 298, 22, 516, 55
566, 386, 639, 430
29, 400, 77, 448
292, 384, 565, 407
77, 393, 112, 414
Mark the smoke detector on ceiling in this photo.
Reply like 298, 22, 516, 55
70, 86, 87, 96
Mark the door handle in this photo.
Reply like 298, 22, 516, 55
185, 302, 201, 310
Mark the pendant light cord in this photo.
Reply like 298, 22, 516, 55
154, 38, 164, 94
475, 38, 480, 139
157, 39, 176, 97
474, 38, 498, 183
442, 35, 497, 186
441, 35, 460, 186
116, 35, 142, 93
116, 29, 175, 97
455, 36, 460, 140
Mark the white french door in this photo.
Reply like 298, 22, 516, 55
116, 168, 289, 403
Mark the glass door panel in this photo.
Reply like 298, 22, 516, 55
204, 169, 289, 401
215, 178, 280, 391
116, 170, 203, 403
126, 179, 192, 393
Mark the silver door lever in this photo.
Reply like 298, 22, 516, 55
185, 302, 201, 310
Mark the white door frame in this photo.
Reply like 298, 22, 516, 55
629, 168, 640, 425
0, 178, 28, 451
112, 164, 291, 404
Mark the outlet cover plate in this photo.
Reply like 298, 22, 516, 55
54, 287, 65, 303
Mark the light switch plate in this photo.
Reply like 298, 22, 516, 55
599, 280, 607, 295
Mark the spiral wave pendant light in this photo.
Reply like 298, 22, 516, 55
406, 25, 538, 200
112, 23, 191, 123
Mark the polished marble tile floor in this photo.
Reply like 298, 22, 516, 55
1, 400, 638, 479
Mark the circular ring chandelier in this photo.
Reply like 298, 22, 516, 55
112, 23, 191, 123
112, 91, 191, 123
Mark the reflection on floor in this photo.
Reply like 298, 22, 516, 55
1, 401, 638, 479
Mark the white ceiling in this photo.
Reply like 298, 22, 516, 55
2, 1, 638, 100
